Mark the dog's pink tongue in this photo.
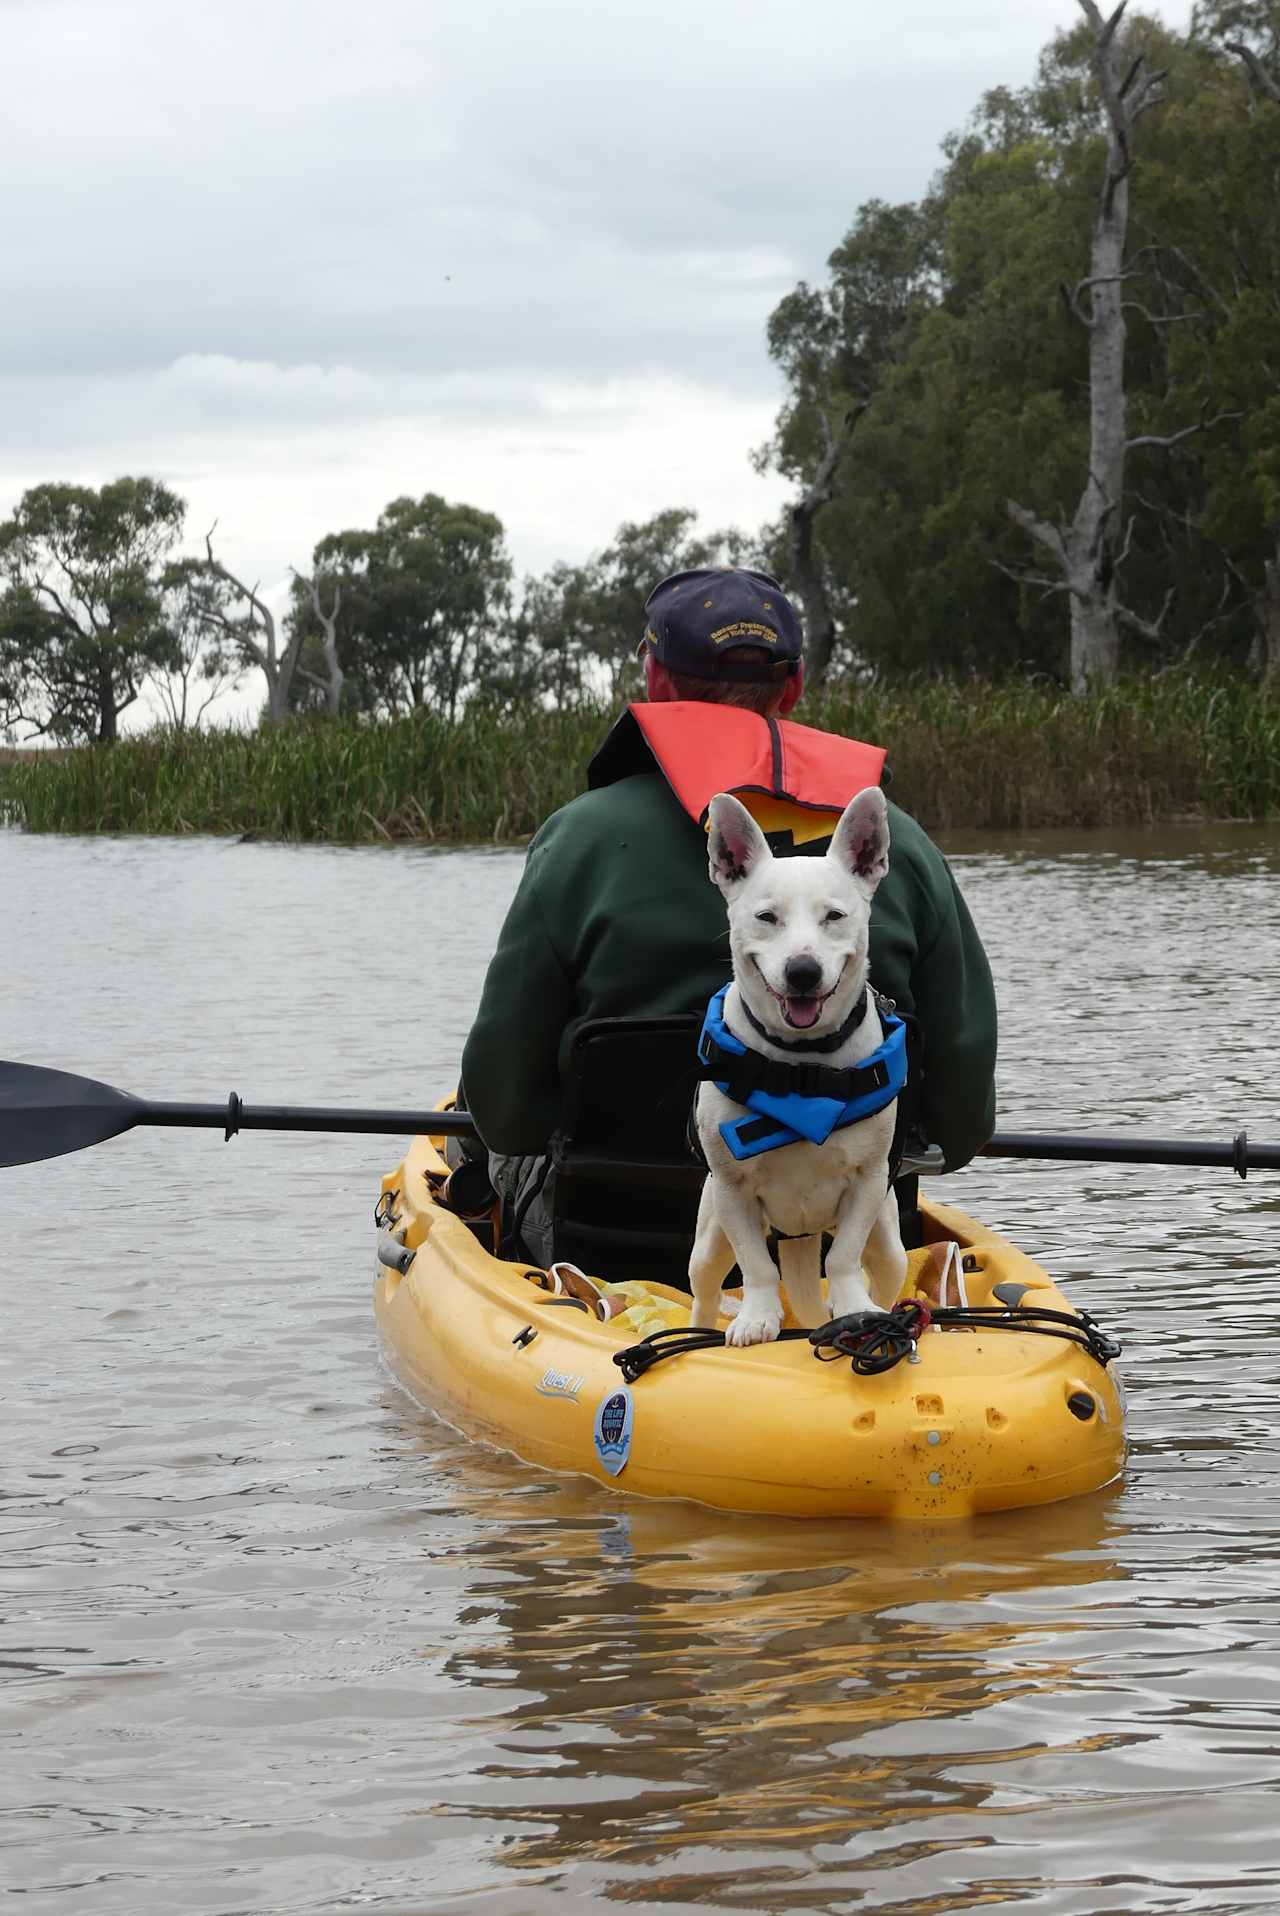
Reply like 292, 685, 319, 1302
785, 996, 822, 1029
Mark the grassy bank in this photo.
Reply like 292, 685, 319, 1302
2, 675, 1278, 842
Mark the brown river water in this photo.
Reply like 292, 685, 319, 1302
4, 821, 1280, 1914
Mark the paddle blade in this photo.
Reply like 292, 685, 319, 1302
0, 1060, 143, 1167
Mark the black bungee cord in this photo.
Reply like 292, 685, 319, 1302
613, 1297, 1121, 1384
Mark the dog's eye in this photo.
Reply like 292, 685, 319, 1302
823, 909, 847, 925
755, 909, 778, 925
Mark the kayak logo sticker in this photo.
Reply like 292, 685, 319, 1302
593, 1387, 634, 1477
535, 1367, 585, 1402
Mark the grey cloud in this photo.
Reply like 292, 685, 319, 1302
0, 0, 1195, 395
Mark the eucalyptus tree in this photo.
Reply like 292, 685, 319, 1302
0, 478, 184, 743
289, 494, 512, 722
492, 562, 612, 712
517, 509, 757, 704
288, 571, 344, 716
556, 508, 744, 699
762, 141, 1092, 679
764, 199, 939, 685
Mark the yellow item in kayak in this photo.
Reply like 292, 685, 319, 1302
600, 1280, 690, 1337
374, 1133, 1125, 1521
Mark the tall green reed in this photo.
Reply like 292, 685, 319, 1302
2, 674, 1277, 842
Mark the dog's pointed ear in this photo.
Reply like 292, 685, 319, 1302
707, 793, 771, 897
829, 787, 890, 894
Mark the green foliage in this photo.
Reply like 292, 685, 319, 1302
765, 198, 940, 438
286, 493, 513, 722
811, 672, 1280, 827
2, 675, 1275, 841
284, 500, 755, 718
0, 478, 186, 743
501, 508, 751, 707
1136, 8, 1280, 596
1193, 0, 1280, 59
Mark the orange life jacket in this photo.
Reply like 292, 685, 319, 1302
587, 702, 888, 850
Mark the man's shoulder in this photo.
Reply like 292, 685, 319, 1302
534, 771, 679, 845
527, 772, 690, 882
521, 769, 710, 941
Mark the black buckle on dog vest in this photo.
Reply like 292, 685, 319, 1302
696, 1029, 892, 1106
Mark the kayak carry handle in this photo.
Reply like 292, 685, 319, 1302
376, 1238, 414, 1275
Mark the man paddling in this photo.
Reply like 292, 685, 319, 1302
457, 567, 997, 1267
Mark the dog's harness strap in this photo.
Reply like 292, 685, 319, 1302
696, 985, 908, 1160
697, 1031, 891, 1105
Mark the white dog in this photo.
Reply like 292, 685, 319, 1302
688, 787, 908, 1346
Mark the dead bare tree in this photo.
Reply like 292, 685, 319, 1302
788, 400, 868, 689
1206, 522, 1280, 683
290, 571, 345, 716
186, 530, 308, 725
1007, 0, 1169, 690
190, 535, 345, 722
1224, 34, 1280, 104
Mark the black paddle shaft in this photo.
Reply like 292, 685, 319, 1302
3, 1058, 1280, 1176
0, 1059, 478, 1170
983, 1128, 1280, 1176
154, 1096, 479, 1140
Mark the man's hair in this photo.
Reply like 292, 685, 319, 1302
666, 647, 792, 716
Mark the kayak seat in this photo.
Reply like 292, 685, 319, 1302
549, 1016, 706, 1290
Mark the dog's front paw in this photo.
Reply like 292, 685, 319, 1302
725, 1305, 783, 1347
826, 1272, 877, 1319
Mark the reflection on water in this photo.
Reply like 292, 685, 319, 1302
431, 1480, 1128, 1862
4, 822, 1280, 1913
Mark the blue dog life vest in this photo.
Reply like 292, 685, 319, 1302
697, 985, 908, 1162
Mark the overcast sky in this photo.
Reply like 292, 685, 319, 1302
1, 0, 1195, 688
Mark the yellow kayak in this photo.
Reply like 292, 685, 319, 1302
374, 1132, 1125, 1520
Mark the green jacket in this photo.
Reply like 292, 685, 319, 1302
461, 727, 997, 1170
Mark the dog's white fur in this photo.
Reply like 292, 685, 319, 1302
688, 788, 907, 1346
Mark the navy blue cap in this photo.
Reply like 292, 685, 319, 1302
640, 567, 803, 683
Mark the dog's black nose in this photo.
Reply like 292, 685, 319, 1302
784, 955, 823, 995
